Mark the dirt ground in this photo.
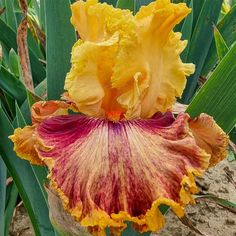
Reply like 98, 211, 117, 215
10, 160, 236, 236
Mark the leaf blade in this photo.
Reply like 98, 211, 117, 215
202, 4, 236, 76
213, 25, 229, 60
0, 106, 55, 236
187, 43, 236, 133
44, 0, 76, 100
182, 0, 223, 103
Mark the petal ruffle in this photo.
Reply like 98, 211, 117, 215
114, 0, 195, 118
31, 100, 71, 124
9, 125, 43, 165
71, 0, 134, 42
9, 101, 72, 165
66, 0, 195, 120
189, 114, 229, 167
10, 112, 228, 235
64, 34, 121, 117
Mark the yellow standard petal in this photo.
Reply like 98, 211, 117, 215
65, 0, 195, 120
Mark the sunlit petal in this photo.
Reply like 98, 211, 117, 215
114, 0, 195, 118
189, 114, 229, 167
71, 0, 134, 42
66, 0, 195, 119
65, 34, 121, 117
10, 112, 228, 235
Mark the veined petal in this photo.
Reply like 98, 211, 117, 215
10, 112, 228, 235
189, 114, 229, 167
66, 0, 195, 120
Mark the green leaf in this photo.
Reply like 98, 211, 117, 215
116, 0, 136, 12
187, 43, 236, 133
0, 19, 45, 84
192, 0, 205, 30
9, 48, 20, 76
44, 0, 76, 100
3, 91, 15, 118
180, 0, 193, 62
181, 0, 223, 103
4, 182, 18, 236
0, 157, 6, 236
0, 65, 27, 105
5, 0, 17, 31
195, 194, 236, 210
39, 0, 45, 29
99, 0, 117, 7
0, 105, 56, 236
213, 25, 229, 60
202, 5, 236, 76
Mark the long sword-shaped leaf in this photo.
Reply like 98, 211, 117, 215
0, 105, 55, 236
0, 157, 6, 236
187, 43, 236, 133
39, 0, 45, 29
182, 0, 223, 103
44, 0, 76, 99
99, 0, 117, 6
214, 25, 229, 60
180, 0, 193, 62
5, 0, 17, 31
0, 65, 27, 105
116, 0, 136, 12
4, 183, 18, 236
202, 5, 236, 76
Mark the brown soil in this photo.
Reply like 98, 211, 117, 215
10, 160, 236, 236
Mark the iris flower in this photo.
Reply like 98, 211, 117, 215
10, 0, 229, 235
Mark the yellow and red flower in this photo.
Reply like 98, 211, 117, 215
10, 0, 228, 235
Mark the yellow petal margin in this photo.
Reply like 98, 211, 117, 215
9, 101, 72, 165
65, 0, 195, 120
189, 114, 229, 167
9, 108, 229, 235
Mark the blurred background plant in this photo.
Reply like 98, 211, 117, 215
0, 0, 236, 236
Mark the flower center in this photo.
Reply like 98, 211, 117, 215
106, 109, 124, 122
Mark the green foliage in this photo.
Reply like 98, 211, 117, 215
0, 158, 6, 236
187, 43, 236, 133
0, 0, 236, 236
0, 66, 27, 105
202, 4, 236, 76
0, 105, 55, 235
214, 25, 229, 60
180, 0, 193, 62
44, 0, 76, 100
181, 0, 223, 103
116, 0, 136, 12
